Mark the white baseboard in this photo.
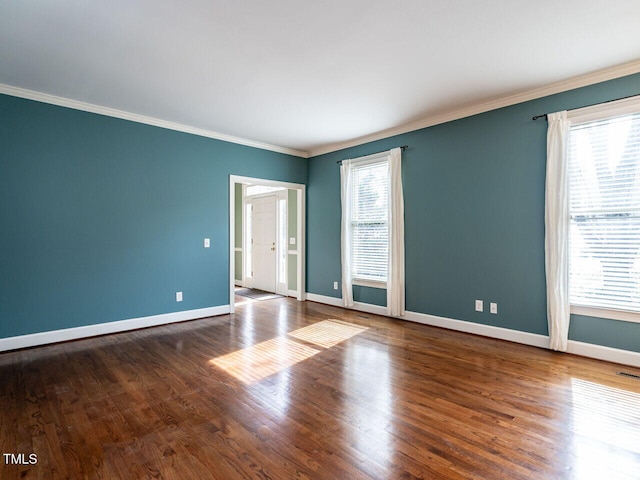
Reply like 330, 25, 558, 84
403, 310, 550, 349
306, 293, 388, 316
0, 305, 230, 352
567, 340, 640, 368
305, 293, 640, 368
306, 293, 342, 306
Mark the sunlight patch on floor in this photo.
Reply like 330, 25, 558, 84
210, 336, 320, 384
209, 319, 368, 384
288, 319, 368, 348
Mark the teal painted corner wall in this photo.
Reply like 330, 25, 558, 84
2, 74, 639, 354
0, 94, 306, 339
306, 73, 640, 353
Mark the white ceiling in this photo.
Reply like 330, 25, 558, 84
2, 1, 640, 157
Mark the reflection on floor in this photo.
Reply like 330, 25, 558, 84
235, 287, 282, 304
569, 378, 640, 479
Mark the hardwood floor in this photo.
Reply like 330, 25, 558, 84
1, 297, 639, 479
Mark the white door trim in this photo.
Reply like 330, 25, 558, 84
229, 175, 306, 313
275, 191, 288, 296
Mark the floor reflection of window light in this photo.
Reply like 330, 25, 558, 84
234, 298, 257, 306
571, 378, 640, 453
209, 319, 368, 384
570, 378, 640, 478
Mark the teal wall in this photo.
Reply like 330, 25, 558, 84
306, 73, 640, 353
0, 94, 306, 339
2, 74, 639, 353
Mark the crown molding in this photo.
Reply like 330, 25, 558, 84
4, 59, 640, 160
308, 59, 640, 157
0, 84, 309, 158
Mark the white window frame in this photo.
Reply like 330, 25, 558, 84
347, 154, 390, 290
566, 95, 640, 324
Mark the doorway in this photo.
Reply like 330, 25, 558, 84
245, 190, 289, 295
229, 176, 305, 313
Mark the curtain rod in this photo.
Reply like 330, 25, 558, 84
532, 93, 640, 121
336, 145, 408, 164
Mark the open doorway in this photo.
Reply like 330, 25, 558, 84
244, 188, 285, 295
229, 175, 305, 313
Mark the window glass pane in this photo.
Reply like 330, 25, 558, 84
351, 160, 389, 282
569, 113, 640, 312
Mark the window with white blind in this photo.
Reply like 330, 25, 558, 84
568, 110, 640, 318
350, 159, 389, 285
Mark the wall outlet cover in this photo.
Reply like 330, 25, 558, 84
475, 299, 483, 312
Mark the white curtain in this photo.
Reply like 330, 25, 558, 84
545, 111, 571, 351
340, 159, 354, 307
387, 147, 405, 317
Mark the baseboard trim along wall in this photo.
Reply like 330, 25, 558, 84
305, 293, 640, 368
3, 296, 639, 368
565, 341, 640, 368
0, 305, 230, 352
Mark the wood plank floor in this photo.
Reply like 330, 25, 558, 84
1, 297, 640, 479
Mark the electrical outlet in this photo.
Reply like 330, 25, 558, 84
204, 238, 210, 248
490, 302, 498, 314
176, 291, 183, 302
289, 237, 296, 245
475, 299, 483, 312
333, 281, 339, 290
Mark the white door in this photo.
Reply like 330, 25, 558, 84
249, 195, 277, 292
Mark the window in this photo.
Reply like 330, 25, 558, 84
568, 108, 640, 318
350, 159, 389, 285
340, 147, 404, 316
